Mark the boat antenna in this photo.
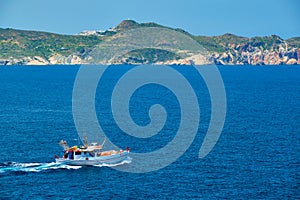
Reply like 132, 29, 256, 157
83, 134, 89, 148
101, 138, 107, 148
77, 135, 80, 146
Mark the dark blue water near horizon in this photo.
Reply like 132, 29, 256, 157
0, 65, 299, 199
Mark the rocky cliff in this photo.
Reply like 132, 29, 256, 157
206, 34, 299, 65
0, 20, 299, 65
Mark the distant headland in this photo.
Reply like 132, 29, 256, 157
0, 20, 299, 66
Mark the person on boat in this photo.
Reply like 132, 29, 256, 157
63, 151, 67, 158
68, 150, 74, 159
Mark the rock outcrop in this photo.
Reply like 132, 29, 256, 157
208, 35, 299, 65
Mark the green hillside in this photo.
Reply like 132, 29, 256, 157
0, 28, 102, 59
0, 20, 299, 65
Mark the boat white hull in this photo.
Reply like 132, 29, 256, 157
55, 152, 130, 166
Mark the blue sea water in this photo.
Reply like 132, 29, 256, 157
0, 65, 299, 199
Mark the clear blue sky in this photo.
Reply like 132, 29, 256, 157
0, 0, 299, 39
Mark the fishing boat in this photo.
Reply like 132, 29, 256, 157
55, 138, 130, 166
